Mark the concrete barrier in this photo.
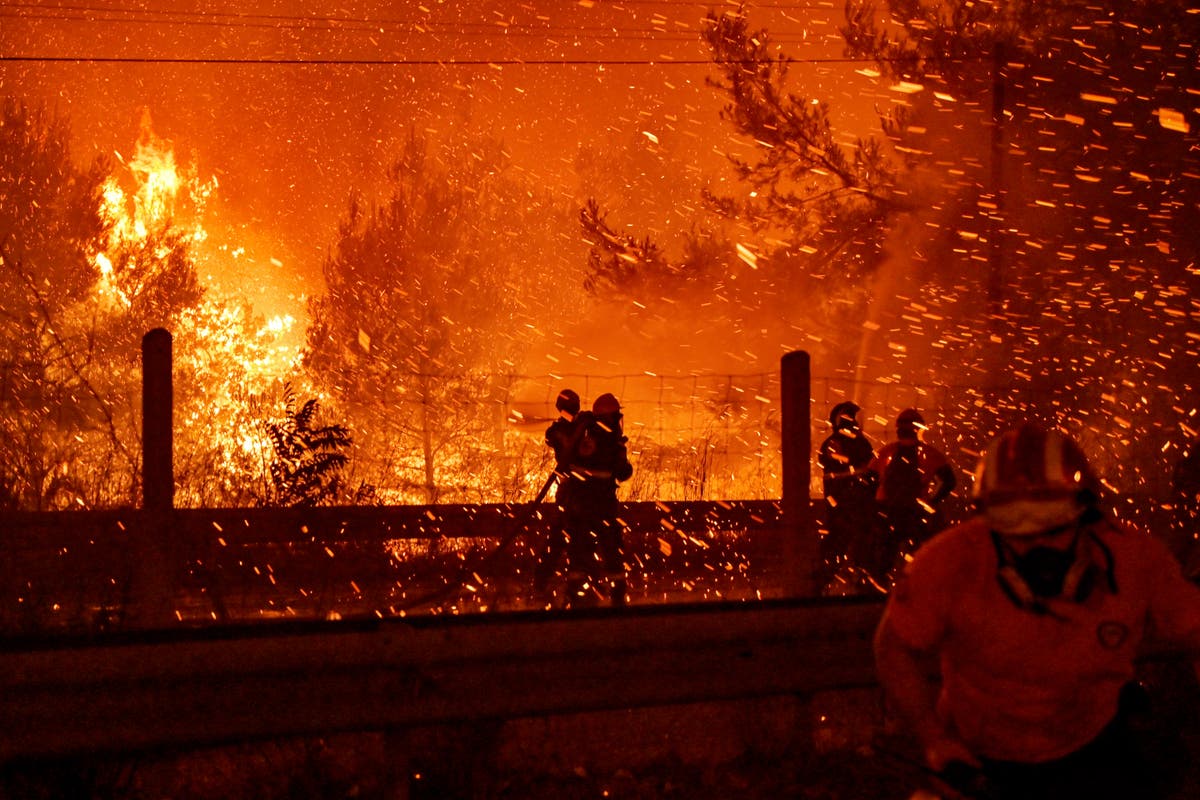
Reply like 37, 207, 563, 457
0, 597, 882, 762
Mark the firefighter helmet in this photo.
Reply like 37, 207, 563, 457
829, 401, 861, 427
972, 424, 1100, 509
896, 408, 925, 432
593, 392, 621, 416
555, 388, 580, 416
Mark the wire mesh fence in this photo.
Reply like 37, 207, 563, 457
359, 367, 1184, 505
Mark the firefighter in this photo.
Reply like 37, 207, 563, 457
535, 388, 582, 604
875, 423, 1200, 799
865, 408, 956, 584
561, 392, 634, 607
545, 389, 583, 475
816, 401, 877, 585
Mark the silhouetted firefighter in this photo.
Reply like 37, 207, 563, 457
536, 388, 582, 605
557, 392, 634, 608
817, 400, 877, 586
866, 408, 956, 586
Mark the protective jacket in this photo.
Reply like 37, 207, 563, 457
818, 430, 876, 498
562, 411, 632, 515
870, 438, 955, 508
880, 515, 1200, 763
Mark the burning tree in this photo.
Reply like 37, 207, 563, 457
0, 100, 308, 510
0, 100, 207, 509
696, 4, 1200, 501
305, 133, 578, 504
170, 300, 306, 508
837, 0, 1200, 493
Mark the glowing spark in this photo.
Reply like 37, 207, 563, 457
1157, 108, 1190, 133
736, 243, 759, 269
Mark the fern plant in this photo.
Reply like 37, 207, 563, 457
263, 385, 353, 507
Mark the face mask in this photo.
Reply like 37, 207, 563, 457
985, 498, 1083, 535
993, 528, 1117, 613
1011, 545, 1077, 597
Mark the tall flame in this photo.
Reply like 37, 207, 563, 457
127, 110, 180, 234
93, 111, 195, 307
92, 112, 296, 376
86, 111, 305, 503
99, 109, 212, 246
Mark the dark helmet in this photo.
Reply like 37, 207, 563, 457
972, 423, 1100, 511
593, 392, 621, 416
830, 401, 861, 427
555, 388, 580, 416
896, 408, 925, 436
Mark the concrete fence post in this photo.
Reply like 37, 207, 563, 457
781, 350, 816, 597
128, 328, 175, 629
142, 328, 174, 513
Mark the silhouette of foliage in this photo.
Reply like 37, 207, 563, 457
578, 198, 732, 302
263, 385, 353, 507
579, 198, 668, 296
701, 8, 899, 275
